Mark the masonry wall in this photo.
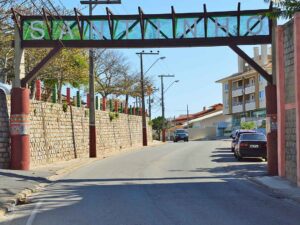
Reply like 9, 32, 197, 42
0, 98, 153, 168
277, 14, 300, 186
0, 90, 10, 169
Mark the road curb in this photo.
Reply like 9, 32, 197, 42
0, 183, 46, 218
248, 177, 300, 204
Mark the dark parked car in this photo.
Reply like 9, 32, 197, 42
234, 133, 267, 161
230, 129, 257, 152
173, 129, 189, 142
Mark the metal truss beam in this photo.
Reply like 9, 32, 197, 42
229, 45, 273, 84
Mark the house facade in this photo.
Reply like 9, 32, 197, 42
216, 45, 272, 129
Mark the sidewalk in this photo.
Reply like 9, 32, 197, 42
250, 176, 300, 203
0, 157, 98, 217
0, 141, 163, 217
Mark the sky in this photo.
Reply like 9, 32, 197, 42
57, 0, 272, 119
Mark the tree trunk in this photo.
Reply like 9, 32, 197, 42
125, 94, 129, 108
57, 77, 63, 104
29, 79, 36, 100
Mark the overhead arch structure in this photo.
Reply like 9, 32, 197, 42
10, 3, 277, 171
12, 3, 274, 86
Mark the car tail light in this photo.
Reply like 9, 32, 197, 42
240, 143, 248, 148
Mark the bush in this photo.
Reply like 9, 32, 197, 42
241, 121, 256, 130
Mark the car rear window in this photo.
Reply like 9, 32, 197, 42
176, 130, 186, 134
240, 133, 266, 141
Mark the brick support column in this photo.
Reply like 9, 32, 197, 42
10, 88, 30, 170
276, 26, 286, 177
294, 13, 300, 186
114, 100, 119, 112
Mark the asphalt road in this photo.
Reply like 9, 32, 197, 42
1, 140, 300, 225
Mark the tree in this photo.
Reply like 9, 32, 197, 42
152, 116, 167, 140
265, 0, 300, 18
241, 121, 256, 130
94, 50, 129, 98
26, 49, 89, 102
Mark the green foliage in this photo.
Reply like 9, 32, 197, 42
260, 120, 267, 129
148, 120, 153, 126
62, 103, 68, 113
241, 121, 256, 130
152, 117, 165, 131
265, 0, 300, 19
109, 112, 119, 122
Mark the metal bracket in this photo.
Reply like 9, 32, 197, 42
21, 44, 63, 87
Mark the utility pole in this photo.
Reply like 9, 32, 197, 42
159, 75, 175, 142
186, 105, 189, 129
136, 51, 159, 146
81, 0, 121, 157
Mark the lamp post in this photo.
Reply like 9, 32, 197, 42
136, 51, 160, 146
159, 75, 176, 142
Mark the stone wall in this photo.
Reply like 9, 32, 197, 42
284, 21, 295, 104
0, 90, 10, 169
1, 98, 153, 168
284, 109, 297, 182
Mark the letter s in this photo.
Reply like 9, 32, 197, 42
30, 21, 45, 40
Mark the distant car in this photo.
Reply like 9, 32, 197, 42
0, 82, 11, 95
234, 133, 267, 161
173, 129, 189, 142
230, 129, 257, 152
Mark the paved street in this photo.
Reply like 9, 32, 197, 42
1, 140, 300, 225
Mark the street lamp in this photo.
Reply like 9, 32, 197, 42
144, 56, 166, 75
164, 80, 179, 94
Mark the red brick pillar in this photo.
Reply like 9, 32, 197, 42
87, 93, 90, 108
114, 100, 119, 112
35, 80, 41, 101
294, 13, 300, 186
10, 88, 30, 170
66, 88, 71, 105
102, 97, 106, 111
276, 26, 286, 177
266, 85, 278, 176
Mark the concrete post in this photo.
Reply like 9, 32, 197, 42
293, 13, 300, 186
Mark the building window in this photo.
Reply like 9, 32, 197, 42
259, 91, 265, 100
224, 83, 229, 91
